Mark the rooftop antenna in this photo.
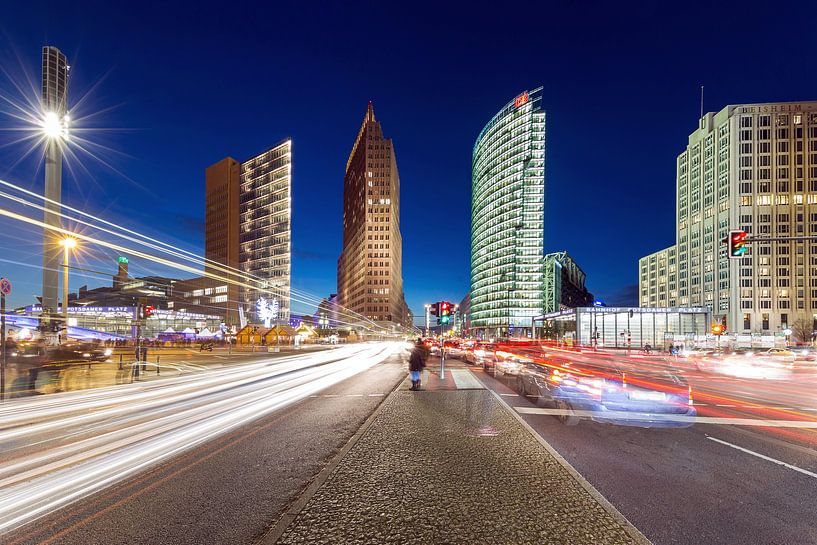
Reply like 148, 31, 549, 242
700, 85, 705, 119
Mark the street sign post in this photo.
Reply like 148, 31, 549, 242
0, 277, 11, 401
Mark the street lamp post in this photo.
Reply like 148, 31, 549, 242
59, 237, 76, 343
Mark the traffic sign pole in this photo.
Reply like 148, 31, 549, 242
0, 277, 12, 402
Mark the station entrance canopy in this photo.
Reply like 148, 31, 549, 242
535, 306, 710, 349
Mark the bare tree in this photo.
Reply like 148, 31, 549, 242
789, 318, 813, 343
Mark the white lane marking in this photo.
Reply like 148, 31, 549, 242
499, 393, 519, 397
346, 394, 364, 397
367, 393, 385, 397
450, 369, 485, 390
514, 407, 817, 427
707, 436, 817, 480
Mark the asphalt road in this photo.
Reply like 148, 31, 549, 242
467, 354, 817, 545
1, 343, 407, 545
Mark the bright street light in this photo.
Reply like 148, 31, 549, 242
59, 236, 77, 249
41, 110, 69, 140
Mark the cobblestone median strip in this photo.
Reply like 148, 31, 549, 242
274, 387, 651, 545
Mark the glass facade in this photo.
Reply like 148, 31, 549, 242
470, 88, 546, 336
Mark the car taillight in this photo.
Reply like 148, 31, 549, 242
688, 384, 693, 406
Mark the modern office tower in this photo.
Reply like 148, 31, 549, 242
204, 157, 241, 324
239, 140, 292, 324
205, 141, 291, 326
113, 256, 130, 289
640, 101, 817, 335
470, 88, 546, 338
337, 103, 409, 326
40, 46, 69, 333
638, 246, 677, 308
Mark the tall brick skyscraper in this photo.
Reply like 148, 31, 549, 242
337, 103, 409, 326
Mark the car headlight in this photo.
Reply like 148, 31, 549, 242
82, 353, 91, 358
104, 348, 113, 356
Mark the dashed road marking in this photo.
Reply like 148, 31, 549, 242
707, 436, 817, 480
499, 393, 519, 397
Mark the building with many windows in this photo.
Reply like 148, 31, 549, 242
337, 103, 410, 327
470, 88, 546, 338
639, 246, 677, 308
640, 101, 817, 338
205, 140, 292, 326
239, 141, 292, 324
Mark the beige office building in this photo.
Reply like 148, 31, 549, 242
640, 101, 817, 337
639, 246, 677, 308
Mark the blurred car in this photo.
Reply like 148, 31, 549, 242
449, 340, 474, 361
794, 348, 817, 362
759, 347, 796, 362
494, 348, 533, 376
48, 342, 113, 365
473, 342, 498, 371
516, 357, 696, 427
424, 338, 440, 355
443, 340, 463, 359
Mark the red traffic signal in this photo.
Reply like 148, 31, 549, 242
143, 305, 156, 318
728, 230, 748, 258
428, 303, 439, 316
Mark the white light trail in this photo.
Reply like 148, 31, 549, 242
0, 342, 404, 535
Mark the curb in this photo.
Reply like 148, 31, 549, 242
489, 389, 654, 545
255, 371, 408, 545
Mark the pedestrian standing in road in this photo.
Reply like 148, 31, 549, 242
409, 338, 427, 391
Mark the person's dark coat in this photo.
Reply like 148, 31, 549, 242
409, 344, 426, 372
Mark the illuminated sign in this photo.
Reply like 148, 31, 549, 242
514, 91, 529, 108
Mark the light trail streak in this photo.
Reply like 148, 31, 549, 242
0, 342, 405, 535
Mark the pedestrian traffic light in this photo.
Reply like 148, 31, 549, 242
728, 230, 748, 258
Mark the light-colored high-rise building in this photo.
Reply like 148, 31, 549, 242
470, 88, 546, 338
337, 103, 409, 326
239, 140, 292, 323
638, 246, 677, 308
640, 101, 817, 336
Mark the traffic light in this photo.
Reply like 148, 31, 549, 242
439, 301, 452, 325
711, 323, 724, 336
728, 230, 748, 258
429, 303, 439, 316
144, 305, 155, 318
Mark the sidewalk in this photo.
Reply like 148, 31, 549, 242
271, 369, 650, 545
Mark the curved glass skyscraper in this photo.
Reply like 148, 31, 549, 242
470, 88, 546, 338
